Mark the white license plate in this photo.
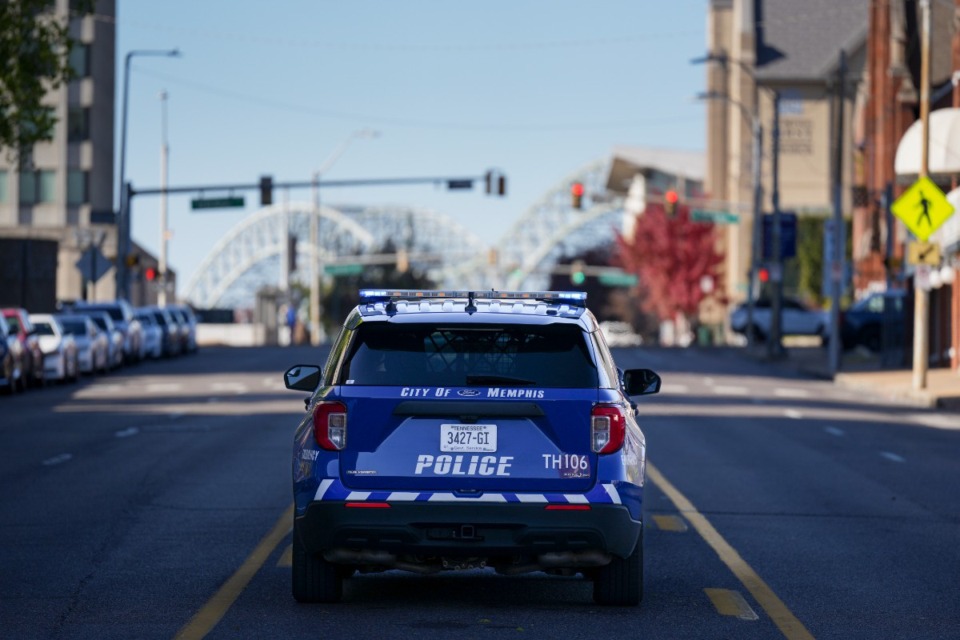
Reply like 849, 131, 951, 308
440, 424, 497, 452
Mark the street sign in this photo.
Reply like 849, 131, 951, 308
907, 241, 941, 266
761, 212, 797, 259
191, 196, 245, 210
324, 264, 364, 276
891, 176, 954, 241
691, 210, 740, 224
75, 246, 111, 283
598, 270, 638, 287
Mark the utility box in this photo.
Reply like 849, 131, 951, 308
0, 238, 59, 312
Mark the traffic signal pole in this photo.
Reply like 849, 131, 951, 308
829, 51, 847, 375
768, 90, 785, 359
913, 0, 932, 390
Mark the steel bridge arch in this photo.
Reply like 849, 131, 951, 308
445, 159, 626, 290
183, 203, 374, 307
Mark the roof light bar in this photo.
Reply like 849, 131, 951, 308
358, 289, 588, 306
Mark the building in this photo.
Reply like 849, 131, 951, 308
704, 0, 867, 304
0, 1, 116, 304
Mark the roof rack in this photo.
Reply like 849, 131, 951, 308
358, 289, 588, 307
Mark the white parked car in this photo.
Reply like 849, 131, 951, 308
57, 314, 109, 375
729, 297, 828, 343
134, 308, 164, 359
600, 321, 643, 347
29, 314, 79, 383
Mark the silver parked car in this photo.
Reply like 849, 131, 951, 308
73, 300, 144, 364
134, 308, 164, 359
29, 314, 79, 383
76, 311, 124, 370
57, 315, 109, 375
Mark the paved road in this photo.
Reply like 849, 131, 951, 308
1, 346, 957, 639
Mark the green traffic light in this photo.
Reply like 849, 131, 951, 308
571, 271, 585, 285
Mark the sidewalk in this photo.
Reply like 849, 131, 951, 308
747, 343, 960, 411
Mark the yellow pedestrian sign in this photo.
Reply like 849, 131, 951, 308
891, 176, 954, 241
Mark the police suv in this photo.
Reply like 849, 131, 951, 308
284, 290, 661, 605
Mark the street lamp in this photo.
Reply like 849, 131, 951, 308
116, 48, 181, 301
309, 128, 380, 345
696, 90, 764, 348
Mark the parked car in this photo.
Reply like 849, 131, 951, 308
0, 316, 25, 394
76, 311, 124, 370
600, 321, 643, 347
72, 300, 143, 364
2, 308, 45, 388
134, 308, 164, 359
166, 306, 192, 355
840, 289, 907, 352
729, 297, 828, 343
29, 314, 79, 383
169, 304, 199, 353
57, 314, 109, 375
144, 306, 181, 357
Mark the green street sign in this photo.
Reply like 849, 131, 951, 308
598, 271, 638, 287
692, 209, 739, 224
324, 263, 364, 276
191, 196, 245, 210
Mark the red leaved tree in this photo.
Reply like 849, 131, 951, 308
615, 201, 726, 331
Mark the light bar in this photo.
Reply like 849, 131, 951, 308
358, 289, 588, 306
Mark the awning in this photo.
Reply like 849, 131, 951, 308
894, 108, 960, 177
939, 188, 960, 253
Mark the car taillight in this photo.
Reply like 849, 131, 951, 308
591, 404, 625, 454
313, 401, 347, 451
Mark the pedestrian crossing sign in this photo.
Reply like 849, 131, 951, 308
891, 176, 954, 241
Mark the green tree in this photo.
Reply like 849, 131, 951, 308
0, 0, 94, 160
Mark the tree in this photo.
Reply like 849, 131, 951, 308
0, 0, 94, 161
615, 200, 725, 332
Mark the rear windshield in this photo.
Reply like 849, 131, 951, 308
340, 323, 596, 388
33, 321, 55, 336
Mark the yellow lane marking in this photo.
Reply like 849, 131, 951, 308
647, 462, 815, 640
652, 514, 689, 532
277, 543, 292, 567
174, 503, 294, 640
706, 588, 760, 620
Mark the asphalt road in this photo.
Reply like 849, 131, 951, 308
1, 346, 957, 639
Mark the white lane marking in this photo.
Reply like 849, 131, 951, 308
703, 377, 716, 386
713, 385, 749, 396
774, 387, 810, 399
42, 453, 73, 466
115, 427, 140, 438
661, 383, 689, 394
147, 382, 183, 393
167, 411, 185, 420
211, 382, 249, 394
880, 451, 906, 463
824, 426, 846, 437
784, 409, 804, 420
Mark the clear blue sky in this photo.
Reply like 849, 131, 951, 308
118, 0, 708, 296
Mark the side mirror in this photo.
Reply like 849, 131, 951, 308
623, 368, 661, 396
284, 364, 321, 392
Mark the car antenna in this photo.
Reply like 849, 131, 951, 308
465, 291, 477, 314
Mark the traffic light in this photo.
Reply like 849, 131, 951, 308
485, 170, 507, 197
571, 183, 584, 210
260, 175, 273, 206
125, 254, 140, 268
287, 234, 297, 272
758, 266, 770, 283
570, 259, 586, 285
497, 175, 506, 196
664, 189, 679, 217
145, 267, 157, 281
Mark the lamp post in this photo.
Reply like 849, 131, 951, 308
116, 48, 181, 301
309, 128, 380, 345
158, 89, 170, 307
697, 90, 764, 347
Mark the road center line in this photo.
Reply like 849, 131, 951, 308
880, 451, 906, 463
824, 427, 845, 437
647, 462, 815, 640
41, 453, 73, 466
174, 503, 293, 640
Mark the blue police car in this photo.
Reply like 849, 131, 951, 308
284, 290, 661, 605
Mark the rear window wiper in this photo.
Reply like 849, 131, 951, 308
465, 375, 536, 386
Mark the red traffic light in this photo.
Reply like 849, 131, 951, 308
571, 182, 584, 197
758, 267, 769, 283
145, 267, 157, 281
665, 190, 679, 204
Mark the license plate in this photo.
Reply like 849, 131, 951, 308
440, 424, 497, 452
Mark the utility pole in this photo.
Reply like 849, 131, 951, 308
913, 0, 932, 390
829, 51, 847, 375
747, 110, 764, 347
768, 90, 785, 359
158, 90, 169, 307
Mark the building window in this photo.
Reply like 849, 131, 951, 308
68, 107, 90, 142
20, 170, 57, 205
67, 170, 88, 205
69, 42, 90, 78
0, 170, 7, 203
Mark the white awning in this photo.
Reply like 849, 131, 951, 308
895, 108, 960, 176
938, 188, 960, 252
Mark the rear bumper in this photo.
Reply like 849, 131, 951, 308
296, 500, 641, 560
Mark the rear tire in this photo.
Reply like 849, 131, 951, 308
292, 519, 342, 603
593, 527, 643, 606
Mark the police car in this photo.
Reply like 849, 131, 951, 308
284, 290, 661, 605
